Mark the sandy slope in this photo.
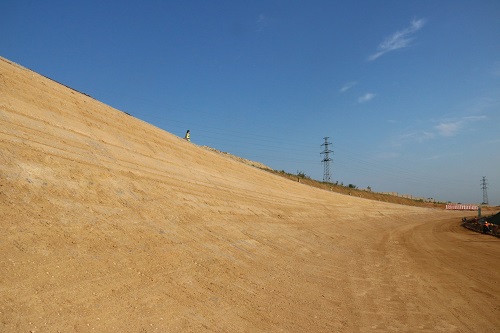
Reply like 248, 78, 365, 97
1, 57, 499, 332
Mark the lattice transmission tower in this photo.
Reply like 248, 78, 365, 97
481, 176, 489, 205
320, 137, 333, 183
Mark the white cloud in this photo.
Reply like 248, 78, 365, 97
358, 93, 376, 103
435, 116, 486, 137
393, 115, 486, 145
399, 131, 435, 143
435, 122, 462, 137
256, 14, 271, 32
368, 18, 427, 61
339, 81, 357, 93
388, 112, 488, 152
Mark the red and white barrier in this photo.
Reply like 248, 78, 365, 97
446, 204, 479, 210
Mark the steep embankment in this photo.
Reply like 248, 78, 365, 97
1, 57, 499, 332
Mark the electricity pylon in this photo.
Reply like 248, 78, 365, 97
481, 176, 489, 205
320, 137, 333, 183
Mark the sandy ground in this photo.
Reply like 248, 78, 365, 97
1, 57, 499, 332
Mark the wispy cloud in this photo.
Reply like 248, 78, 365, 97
368, 18, 427, 61
399, 131, 435, 143
339, 81, 357, 93
435, 122, 461, 137
392, 115, 486, 148
435, 116, 486, 137
358, 93, 376, 103
256, 14, 271, 32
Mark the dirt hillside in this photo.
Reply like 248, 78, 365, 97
1, 57, 499, 332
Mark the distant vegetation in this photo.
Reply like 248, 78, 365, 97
267, 168, 447, 208
296, 170, 310, 179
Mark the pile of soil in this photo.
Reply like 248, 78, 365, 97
487, 212, 500, 225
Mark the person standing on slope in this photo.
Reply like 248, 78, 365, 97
483, 221, 490, 234
184, 130, 190, 142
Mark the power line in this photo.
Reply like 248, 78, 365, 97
90, 89, 481, 196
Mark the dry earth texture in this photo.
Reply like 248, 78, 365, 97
1, 57, 499, 333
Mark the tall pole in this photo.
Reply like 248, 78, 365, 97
320, 137, 333, 183
481, 176, 489, 205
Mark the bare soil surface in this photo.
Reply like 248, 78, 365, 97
1, 57, 499, 332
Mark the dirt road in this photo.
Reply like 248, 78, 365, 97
1, 57, 499, 332
344, 216, 500, 332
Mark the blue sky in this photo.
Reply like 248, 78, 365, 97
2, 1, 499, 205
